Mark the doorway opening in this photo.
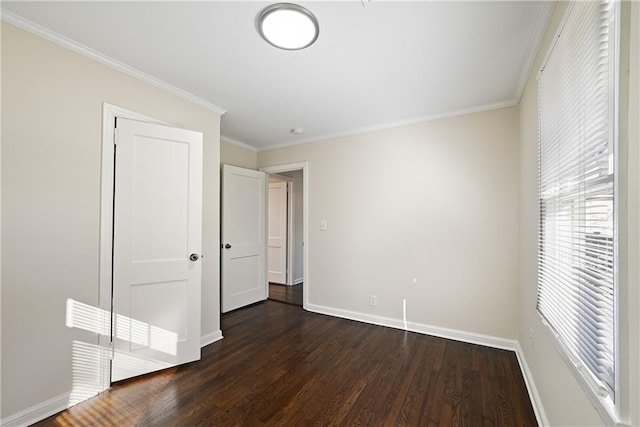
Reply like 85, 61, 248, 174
266, 173, 302, 306
261, 163, 308, 309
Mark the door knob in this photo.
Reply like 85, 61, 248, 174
224, 243, 232, 249
189, 253, 200, 262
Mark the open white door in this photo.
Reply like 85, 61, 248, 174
268, 181, 288, 284
221, 165, 267, 313
112, 118, 202, 382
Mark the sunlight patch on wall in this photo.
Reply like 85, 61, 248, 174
69, 341, 108, 406
66, 298, 110, 336
66, 298, 178, 355
65, 298, 180, 410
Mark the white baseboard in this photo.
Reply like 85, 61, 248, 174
306, 303, 548, 425
294, 277, 303, 285
515, 343, 549, 427
2, 320, 545, 427
1, 392, 71, 427
3, 332, 224, 427
305, 303, 518, 351
201, 330, 223, 348
306, 304, 549, 427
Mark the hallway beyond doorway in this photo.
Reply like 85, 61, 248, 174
268, 283, 303, 306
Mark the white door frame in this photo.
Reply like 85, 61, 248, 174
260, 162, 308, 309
98, 103, 168, 392
268, 174, 294, 286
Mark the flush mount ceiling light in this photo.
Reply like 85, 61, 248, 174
257, 3, 319, 50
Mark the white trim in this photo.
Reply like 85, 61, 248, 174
4, 103, 216, 427
516, 2, 555, 104
305, 303, 517, 351
201, 330, 224, 348
268, 173, 292, 182
611, 3, 629, 424
257, 99, 517, 152
305, 303, 551, 423
0, 10, 226, 115
514, 2, 555, 103
0, 392, 71, 427
537, 2, 576, 78
535, 2, 626, 424
540, 313, 625, 426
294, 277, 303, 285
0, 11, 3, 416
259, 162, 309, 310
220, 135, 258, 152
515, 343, 550, 427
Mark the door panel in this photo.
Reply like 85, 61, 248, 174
268, 181, 288, 284
221, 165, 266, 313
112, 118, 202, 382
131, 136, 189, 260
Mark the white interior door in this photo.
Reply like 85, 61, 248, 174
221, 165, 267, 313
268, 181, 288, 284
112, 118, 202, 382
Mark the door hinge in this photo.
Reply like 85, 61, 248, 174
113, 117, 118, 145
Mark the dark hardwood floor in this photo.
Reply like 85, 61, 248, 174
35, 301, 537, 426
268, 282, 303, 306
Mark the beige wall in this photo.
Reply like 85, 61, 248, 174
1, 23, 221, 418
518, 2, 640, 425
3, 2, 638, 424
220, 138, 257, 170
630, 2, 640, 424
259, 106, 520, 339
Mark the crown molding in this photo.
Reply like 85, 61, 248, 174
258, 98, 518, 152
514, 1, 555, 103
0, 9, 226, 116
220, 135, 258, 152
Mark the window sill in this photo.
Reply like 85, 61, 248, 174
538, 312, 628, 426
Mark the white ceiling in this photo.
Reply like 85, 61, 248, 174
2, 1, 553, 150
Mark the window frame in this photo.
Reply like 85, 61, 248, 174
535, 0, 627, 424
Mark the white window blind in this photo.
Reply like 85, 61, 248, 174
537, 0, 617, 404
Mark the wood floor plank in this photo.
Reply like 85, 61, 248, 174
268, 283, 303, 306
34, 301, 537, 427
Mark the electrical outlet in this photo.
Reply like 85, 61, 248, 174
529, 327, 534, 349
369, 295, 377, 307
